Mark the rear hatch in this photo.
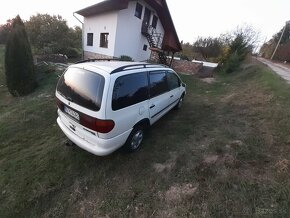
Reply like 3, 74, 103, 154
56, 66, 114, 141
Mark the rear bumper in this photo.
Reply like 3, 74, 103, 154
57, 117, 130, 156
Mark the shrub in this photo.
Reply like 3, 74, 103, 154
119, 55, 133, 61
64, 47, 81, 58
222, 33, 254, 73
5, 15, 37, 96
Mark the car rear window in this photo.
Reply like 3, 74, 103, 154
56, 67, 105, 111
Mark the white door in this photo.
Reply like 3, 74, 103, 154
166, 71, 182, 106
105, 72, 150, 139
148, 71, 171, 124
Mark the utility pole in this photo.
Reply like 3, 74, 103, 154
271, 21, 289, 60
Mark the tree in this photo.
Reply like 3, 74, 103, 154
25, 14, 81, 57
272, 22, 290, 45
5, 15, 37, 96
25, 14, 69, 53
260, 21, 290, 60
0, 19, 13, 44
193, 37, 223, 61
221, 25, 260, 73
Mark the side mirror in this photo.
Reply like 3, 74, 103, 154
182, 82, 186, 87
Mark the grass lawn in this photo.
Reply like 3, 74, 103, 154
0, 44, 289, 217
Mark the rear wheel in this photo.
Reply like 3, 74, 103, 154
174, 95, 184, 110
124, 126, 144, 152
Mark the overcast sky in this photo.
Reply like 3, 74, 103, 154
0, 0, 289, 45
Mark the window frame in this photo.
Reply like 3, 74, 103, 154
152, 15, 158, 29
134, 2, 143, 19
87, 33, 93, 46
100, 33, 109, 48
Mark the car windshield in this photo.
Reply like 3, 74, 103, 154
56, 67, 105, 111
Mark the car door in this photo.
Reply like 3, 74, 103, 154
105, 71, 150, 138
166, 70, 182, 106
148, 70, 171, 124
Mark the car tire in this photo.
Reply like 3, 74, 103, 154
124, 126, 144, 152
174, 95, 184, 110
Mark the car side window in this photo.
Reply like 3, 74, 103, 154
149, 71, 168, 98
112, 72, 149, 111
167, 71, 180, 90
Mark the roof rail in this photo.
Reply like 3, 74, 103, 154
111, 63, 168, 74
75, 58, 119, 64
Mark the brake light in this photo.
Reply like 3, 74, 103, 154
56, 97, 64, 110
80, 113, 115, 133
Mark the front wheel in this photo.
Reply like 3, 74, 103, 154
124, 126, 144, 152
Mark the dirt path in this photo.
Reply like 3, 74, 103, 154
257, 57, 290, 83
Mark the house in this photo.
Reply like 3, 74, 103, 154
75, 0, 182, 64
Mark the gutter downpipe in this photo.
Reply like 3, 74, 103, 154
73, 12, 84, 59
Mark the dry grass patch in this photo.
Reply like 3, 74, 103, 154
164, 183, 198, 203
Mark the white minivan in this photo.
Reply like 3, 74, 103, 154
55, 61, 186, 156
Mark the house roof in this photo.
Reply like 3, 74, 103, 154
75, 0, 182, 52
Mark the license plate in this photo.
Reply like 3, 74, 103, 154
64, 106, 80, 121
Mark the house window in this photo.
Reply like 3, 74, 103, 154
87, 33, 93, 46
100, 33, 109, 48
143, 44, 147, 51
135, 2, 143, 19
152, 15, 158, 29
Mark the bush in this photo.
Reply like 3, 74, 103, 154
5, 15, 37, 96
222, 53, 241, 73
64, 47, 81, 58
222, 33, 254, 73
119, 55, 133, 61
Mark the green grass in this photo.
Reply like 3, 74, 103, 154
0, 47, 289, 217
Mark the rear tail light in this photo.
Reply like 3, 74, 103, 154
56, 96, 114, 133
56, 97, 64, 110
80, 114, 115, 133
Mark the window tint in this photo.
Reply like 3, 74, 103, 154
87, 33, 93, 46
149, 71, 168, 98
57, 67, 105, 111
167, 71, 180, 90
112, 72, 149, 111
135, 2, 143, 19
100, 33, 109, 48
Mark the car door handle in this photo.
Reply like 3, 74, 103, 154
149, 104, 155, 109
170, 95, 174, 98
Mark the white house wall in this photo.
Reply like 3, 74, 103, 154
114, 0, 165, 61
83, 12, 118, 57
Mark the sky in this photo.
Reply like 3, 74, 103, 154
0, 0, 289, 45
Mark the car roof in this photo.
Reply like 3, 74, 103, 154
72, 61, 169, 74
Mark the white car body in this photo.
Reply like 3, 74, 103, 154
56, 61, 186, 156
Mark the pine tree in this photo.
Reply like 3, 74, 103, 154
5, 15, 37, 96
